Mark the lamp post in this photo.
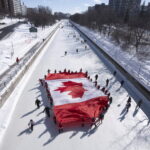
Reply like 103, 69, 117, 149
11, 41, 14, 59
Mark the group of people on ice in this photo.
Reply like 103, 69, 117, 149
38, 69, 114, 133
28, 67, 143, 133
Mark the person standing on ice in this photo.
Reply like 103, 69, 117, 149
126, 102, 131, 112
120, 80, 124, 87
106, 79, 109, 87
28, 119, 34, 132
127, 97, 131, 104
16, 57, 19, 64
43, 106, 51, 118
58, 123, 63, 133
113, 71, 117, 76
64, 51, 67, 56
47, 69, 50, 74
135, 100, 142, 110
109, 97, 113, 104
35, 99, 41, 109
95, 74, 98, 81
91, 117, 97, 128
98, 113, 104, 124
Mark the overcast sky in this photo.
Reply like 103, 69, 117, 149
22, 0, 150, 14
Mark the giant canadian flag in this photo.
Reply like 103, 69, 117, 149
45, 72, 109, 128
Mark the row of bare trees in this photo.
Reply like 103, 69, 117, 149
27, 6, 56, 28
70, 4, 150, 53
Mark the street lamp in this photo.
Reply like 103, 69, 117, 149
11, 41, 14, 59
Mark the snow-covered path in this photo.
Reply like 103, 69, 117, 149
0, 20, 150, 150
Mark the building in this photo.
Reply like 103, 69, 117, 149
21, 2, 27, 16
109, 0, 141, 17
10, 0, 22, 16
0, 0, 22, 16
0, 0, 9, 14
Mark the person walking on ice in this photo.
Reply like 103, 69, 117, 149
135, 100, 142, 110
35, 99, 41, 109
126, 102, 131, 112
28, 119, 34, 132
127, 97, 131, 104
95, 74, 98, 81
64, 51, 67, 56
43, 106, 51, 118
106, 79, 109, 87
120, 80, 124, 87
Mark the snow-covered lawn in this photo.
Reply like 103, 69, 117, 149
0, 22, 59, 75
72, 22, 150, 92
0, 20, 149, 150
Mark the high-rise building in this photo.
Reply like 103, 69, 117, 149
10, 0, 22, 15
0, 0, 22, 16
0, 0, 9, 14
109, 0, 141, 17
21, 2, 27, 16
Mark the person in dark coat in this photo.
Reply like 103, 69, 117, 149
97, 85, 100, 89
127, 97, 131, 104
106, 79, 109, 87
35, 99, 41, 109
58, 123, 63, 133
95, 81, 97, 87
47, 69, 50, 74
98, 113, 104, 124
113, 71, 117, 76
109, 97, 113, 104
91, 117, 97, 128
95, 74, 98, 81
39, 79, 43, 86
136, 100, 142, 110
126, 102, 131, 112
101, 87, 105, 92
65, 51, 67, 56
28, 119, 34, 131
120, 80, 124, 87
85, 71, 88, 77
43, 106, 51, 118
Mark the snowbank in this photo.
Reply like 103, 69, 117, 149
72, 22, 150, 92
0, 23, 59, 76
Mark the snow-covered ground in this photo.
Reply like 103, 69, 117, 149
72, 22, 150, 92
0, 20, 150, 150
0, 17, 21, 29
0, 22, 59, 75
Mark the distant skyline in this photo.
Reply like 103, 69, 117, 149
22, 0, 150, 14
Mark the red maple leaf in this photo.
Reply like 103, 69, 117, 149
54, 81, 87, 98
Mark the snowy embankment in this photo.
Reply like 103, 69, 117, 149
0, 17, 21, 29
0, 22, 59, 76
72, 22, 150, 92
0, 22, 60, 98
0, 20, 149, 150
0, 23, 60, 145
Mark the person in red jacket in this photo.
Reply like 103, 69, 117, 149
16, 57, 19, 64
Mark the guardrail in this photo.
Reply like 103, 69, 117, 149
0, 24, 60, 108
70, 20, 150, 102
